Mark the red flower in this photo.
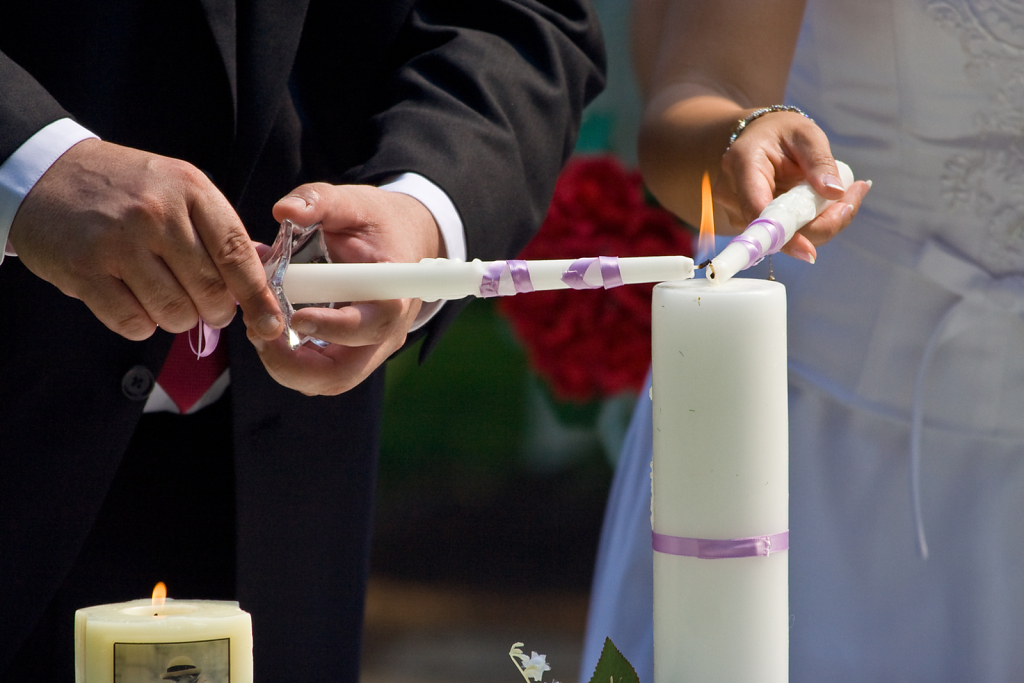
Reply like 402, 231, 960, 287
498, 155, 693, 402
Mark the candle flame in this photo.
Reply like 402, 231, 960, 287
697, 171, 716, 264
152, 582, 167, 608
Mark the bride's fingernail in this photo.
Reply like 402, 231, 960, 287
790, 245, 817, 265
840, 203, 854, 222
822, 174, 845, 192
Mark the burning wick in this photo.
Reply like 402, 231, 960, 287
696, 171, 716, 267
152, 582, 167, 617
697, 259, 712, 270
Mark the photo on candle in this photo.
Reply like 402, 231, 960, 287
113, 638, 230, 683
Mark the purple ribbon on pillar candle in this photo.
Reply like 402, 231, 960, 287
560, 256, 623, 290
479, 260, 535, 298
728, 217, 786, 269
652, 530, 789, 559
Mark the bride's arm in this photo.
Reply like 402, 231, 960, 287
633, 0, 871, 261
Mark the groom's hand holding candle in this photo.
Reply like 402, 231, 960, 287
7, 138, 285, 341
249, 182, 443, 396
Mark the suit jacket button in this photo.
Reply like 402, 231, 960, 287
122, 365, 155, 401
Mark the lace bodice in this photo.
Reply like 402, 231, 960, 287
790, 0, 1024, 274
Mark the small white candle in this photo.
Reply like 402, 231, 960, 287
708, 161, 855, 283
281, 255, 694, 304
651, 279, 788, 683
75, 597, 252, 683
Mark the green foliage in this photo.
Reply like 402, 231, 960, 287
374, 300, 614, 591
379, 299, 532, 484
535, 377, 603, 428
588, 639, 642, 683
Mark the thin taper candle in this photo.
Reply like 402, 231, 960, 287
282, 255, 695, 304
708, 161, 855, 283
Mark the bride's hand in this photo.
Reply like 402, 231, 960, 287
715, 110, 872, 263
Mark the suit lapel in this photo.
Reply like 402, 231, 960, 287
198, 0, 239, 132
230, 0, 310, 195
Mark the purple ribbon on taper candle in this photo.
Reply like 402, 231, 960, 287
508, 260, 535, 293
727, 217, 786, 269
560, 256, 623, 289
479, 259, 536, 298
652, 530, 789, 559
188, 321, 220, 358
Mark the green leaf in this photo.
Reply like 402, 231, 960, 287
588, 638, 642, 683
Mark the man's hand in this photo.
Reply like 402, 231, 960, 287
8, 138, 284, 340
249, 183, 443, 396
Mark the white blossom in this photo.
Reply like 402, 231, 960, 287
520, 652, 551, 681
509, 643, 553, 683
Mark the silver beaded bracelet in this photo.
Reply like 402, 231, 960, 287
726, 105, 812, 151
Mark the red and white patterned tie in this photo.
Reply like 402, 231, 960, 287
155, 331, 229, 414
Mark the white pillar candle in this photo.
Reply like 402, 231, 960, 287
75, 599, 252, 683
651, 279, 788, 683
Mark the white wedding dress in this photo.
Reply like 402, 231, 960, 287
581, 1, 1024, 681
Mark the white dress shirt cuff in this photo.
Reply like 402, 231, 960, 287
0, 118, 99, 266
378, 172, 467, 331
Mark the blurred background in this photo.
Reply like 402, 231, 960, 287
362, 295, 615, 683
360, 2, 670, 681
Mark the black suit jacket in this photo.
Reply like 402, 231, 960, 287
0, 0, 603, 679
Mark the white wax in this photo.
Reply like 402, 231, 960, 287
284, 259, 484, 303
75, 599, 252, 683
651, 279, 788, 683
282, 255, 694, 304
